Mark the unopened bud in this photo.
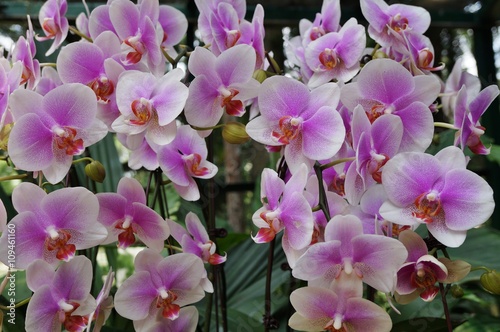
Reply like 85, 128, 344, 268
222, 122, 250, 144
85, 160, 106, 183
253, 69, 267, 83
0, 123, 13, 151
450, 284, 464, 298
373, 50, 389, 59
480, 270, 500, 295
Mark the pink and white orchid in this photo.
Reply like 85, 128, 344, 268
0, 183, 107, 269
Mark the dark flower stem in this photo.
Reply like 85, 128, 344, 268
314, 161, 331, 221
439, 282, 453, 332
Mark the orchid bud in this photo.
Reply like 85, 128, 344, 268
222, 122, 250, 144
450, 284, 464, 298
480, 270, 500, 295
0, 123, 13, 151
253, 69, 267, 83
85, 160, 106, 183
373, 50, 388, 59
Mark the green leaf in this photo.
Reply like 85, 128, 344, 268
392, 317, 463, 332
447, 226, 500, 282
486, 144, 500, 165
454, 313, 500, 331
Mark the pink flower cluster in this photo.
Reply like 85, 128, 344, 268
0, 0, 496, 331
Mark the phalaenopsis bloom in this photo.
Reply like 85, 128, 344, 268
0, 183, 107, 269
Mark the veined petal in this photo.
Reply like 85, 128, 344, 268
216, 44, 256, 85
343, 297, 392, 332
156, 253, 205, 290
290, 286, 338, 320
41, 187, 99, 231
43, 83, 98, 128
115, 270, 158, 321
26, 259, 56, 292
352, 234, 407, 292
302, 106, 345, 161
0, 212, 47, 269
440, 169, 494, 231
381, 152, 444, 206
53, 256, 93, 302
188, 46, 217, 77
184, 75, 222, 128
25, 285, 61, 332
8, 114, 54, 172
185, 212, 210, 243
131, 203, 170, 252
426, 217, 467, 248
258, 76, 309, 121
96, 193, 127, 227
12, 182, 46, 213
117, 177, 147, 205
280, 191, 314, 250
293, 241, 342, 281
398, 229, 428, 262
260, 168, 285, 210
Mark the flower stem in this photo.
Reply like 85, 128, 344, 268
0, 296, 31, 310
263, 238, 278, 331
439, 282, 453, 332
0, 174, 27, 182
314, 161, 331, 221
319, 157, 355, 171
471, 266, 492, 273
68, 26, 92, 42
72, 157, 94, 165
191, 124, 225, 131
434, 122, 457, 130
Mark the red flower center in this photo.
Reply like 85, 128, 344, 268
155, 289, 180, 320
272, 116, 301, 145
45, 228, 76, 261
412, 192, 442, 223
54, 127, 84, 156
88, 77, 114, 103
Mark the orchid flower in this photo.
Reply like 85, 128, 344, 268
109, 0, 163, 72
252, 164, 314, 251
8, 83, 108, 184
304, 18, 366, 87
158, 4, 188, 57
26, 257, 97, 332
246, 75, 345, 173
168, 212, 226, 265
289, 272, 392, 332
114, 249, 209, 328
157, 125, 218, 201
293, 214, 407, 293
96, 176, 170, 251
36, 0, 69, 56
12, 17, 40, 90
35, 66, 63, 96
184, 44, 260, 128
361, 0, 431, 47
441, 57, 481, 119
395, 230, 448, 303
341, 58, 440, 152
195, 0, 246, 50
142, 306, 199, 332
112, 69, 188, 148
0, 183, 107, 269
57, 31, 125, 128
86, 269, 115, 332
453, 84, 499, 155
282, 173, 349, 268
380, 146, 495, 247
